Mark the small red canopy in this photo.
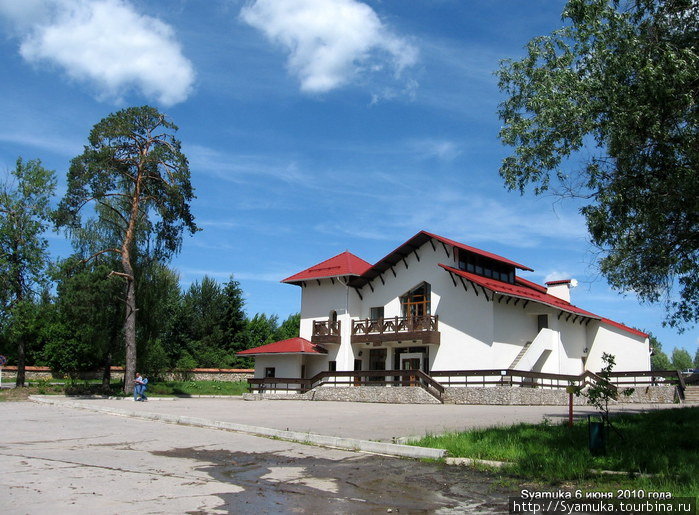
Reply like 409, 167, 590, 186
237, 337, 328, 356
282, 251, 372, 284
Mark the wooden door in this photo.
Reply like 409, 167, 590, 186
402, 358, 421, 386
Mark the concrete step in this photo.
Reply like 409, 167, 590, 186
683, 386, 699, 403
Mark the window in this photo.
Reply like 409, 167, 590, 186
537, 314, 549, 332
457, 249, 515, 284
328, 361, 337, 372
370, 306, 384, 320
264, 367, 275, 378
329, 310, 338, 322
401, 282, 431, 318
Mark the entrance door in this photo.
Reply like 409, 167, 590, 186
369, 349, 386, 384
354, 358, 362, 386
400, 353, 423, 386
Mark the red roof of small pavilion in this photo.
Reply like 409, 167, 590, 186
282, 251, 372, 284
237, 337, 328, 356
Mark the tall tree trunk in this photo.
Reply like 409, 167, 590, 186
122, 272, 137, 394
16, 338, 25, 387
121, 172, 142, 395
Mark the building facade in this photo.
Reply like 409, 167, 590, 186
240, 231, 650, 381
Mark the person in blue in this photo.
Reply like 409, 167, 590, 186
133, 372, 148, 401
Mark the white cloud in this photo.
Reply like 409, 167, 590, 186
0, 0, 195, 106
240, 0, 417, 94
186, 144, 310, 185
410, 138, 462, 161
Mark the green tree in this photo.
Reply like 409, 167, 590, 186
233, 313, 279, 369
694, 348, 699, 369
221, 277, 247, 353
578, 353, 634, 434
163, 275, 249, 369
275, 313, 300, 341
136, 261, 181, 379
45, 258, 123, 386
57, 106, 197, 393
497, 0, 698, 329
0, 157, 56, 386
648, 332, 672, 371
671, 347, 693, 371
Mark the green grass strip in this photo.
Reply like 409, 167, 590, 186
412, 407, 699, 497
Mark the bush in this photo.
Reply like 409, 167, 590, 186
174, 354, 197, 381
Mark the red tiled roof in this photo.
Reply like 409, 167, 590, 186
282, 251, 372, 284
439, 264, 648, 338
423, 231, 533, 271
515, 276, 548, 293
600, 319, 648, 338
439, 264, 599, 318
348, 230, 533, 288
236, 337, 328, 356
545, 279, 573, 286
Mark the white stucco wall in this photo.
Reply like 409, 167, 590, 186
586, 322, 650, 372
253, 355, 302, 379
287, 235, 651, 379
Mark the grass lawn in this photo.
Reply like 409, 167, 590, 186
412, 407, 699, 497
0, 380, 249, 399
147, 380, 249, 396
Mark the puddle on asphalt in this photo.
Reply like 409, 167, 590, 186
153, 447, 514, 513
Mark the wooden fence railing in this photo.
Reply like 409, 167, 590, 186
248, 369, 685, 397
248, 369, 445, 401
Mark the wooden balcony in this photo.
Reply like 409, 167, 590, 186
311, 320, 341, 344
351, 315, 440, 345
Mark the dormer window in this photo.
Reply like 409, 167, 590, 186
457, 249, 515, 283
401, 282, 431, 317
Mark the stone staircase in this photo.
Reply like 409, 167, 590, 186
510, 341, 532, 369
683, 385, 699, 404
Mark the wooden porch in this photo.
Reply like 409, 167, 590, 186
351, 315, 440, 344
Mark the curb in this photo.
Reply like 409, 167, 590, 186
29, 396, 446, 460
445, 457, 508, 468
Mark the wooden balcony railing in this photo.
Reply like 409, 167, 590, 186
351, 315, 439, 344
311, 320, 341, 344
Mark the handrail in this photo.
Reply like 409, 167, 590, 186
581, 370, 617, 393
248, 368, 679, 395
413, 369, 444, 400
677, 370, 686, 401
312, 320, 341, 336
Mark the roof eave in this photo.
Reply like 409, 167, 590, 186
237, 351, 327, 356
281, 273, 359, 285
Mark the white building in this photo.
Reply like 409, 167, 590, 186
240, 231, 650, 382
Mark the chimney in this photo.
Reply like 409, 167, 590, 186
545, 279, 578, 303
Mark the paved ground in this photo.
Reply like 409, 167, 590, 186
1, 402, 517, 514
1, 398, 683, 513
37, 396, 673, 441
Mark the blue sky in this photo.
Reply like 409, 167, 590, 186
0, 0, 696, 358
